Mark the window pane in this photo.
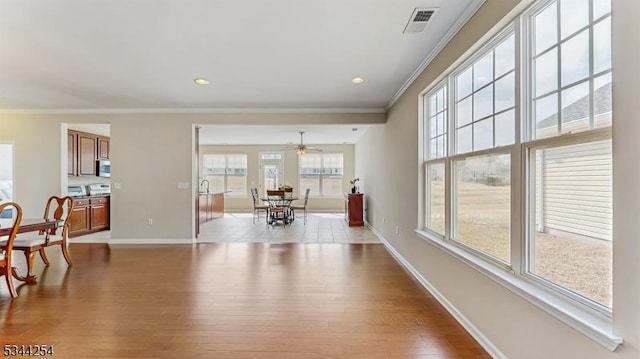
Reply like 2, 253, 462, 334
457, 97, 472, 127
535, 94, 559, 139
593, 17, 612, 73
457, 67, 473, 100
206, 175, 225, 194
495, 109, 515, 147
473, 84, 493, 121
561, 29, 589, 86
429, 115, 437, 139
495, 72, 515, 113
593, 0, 611, 20
495, 34, 515, 78
429, 138, 438, 160
560, 0, 589, 39
535, 48, 558, 96
0, 144, 14, 217
437, 135, 447, 158
429, 95, 438, 117
534, 2, 557, 54
427, 163, 445, 235
473, 117, 493, 151
593, 73, 612, 128
561, 82, 590, 133
436, 88, 445, 112
530, 139, 612, 307
323, 176, 342, 196
300, 175, 320, 196
473, 52, 493, 90
456, 125, 472, 154
454, 153, 511, 263
436, 112, 445, 136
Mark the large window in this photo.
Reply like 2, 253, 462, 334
421, 0, 612, 312
202, 154, 247, 197
299, 153, 343, 196
526, 0, 612, 308
0, 143, 14, 218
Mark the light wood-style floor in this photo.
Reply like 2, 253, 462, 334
0, 242, 489, 358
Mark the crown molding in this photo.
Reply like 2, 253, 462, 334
0, 107, 386, 115
386, 0, 486, 110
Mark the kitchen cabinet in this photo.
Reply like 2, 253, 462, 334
97, 136, 110, 160
69, 196, 110, 237
345, 193, 364, 227
67, 131, 78, 176
198, 192, 224, 224
68, 130, 110, 176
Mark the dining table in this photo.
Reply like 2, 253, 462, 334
261, 195, 299, 225
0, 218, 63, 283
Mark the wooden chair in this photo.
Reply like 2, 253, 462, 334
250, 188, 269, 224
0, 202, 23, 298
7, 196, 75, 279
290, 188, 311, 224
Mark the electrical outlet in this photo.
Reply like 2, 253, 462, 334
148, 218, 153, 225
395, 226, 400, 235
382, 217, 386, 224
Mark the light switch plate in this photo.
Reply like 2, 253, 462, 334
177, 182, 190, 189
113, 182, 121, 189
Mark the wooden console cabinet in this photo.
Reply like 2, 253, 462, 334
69, 196, 110, 237
345, 193, 364, 227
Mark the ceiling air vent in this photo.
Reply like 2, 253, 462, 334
403, 8, 438, 34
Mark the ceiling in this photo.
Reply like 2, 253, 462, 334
0, 0, 482, 113
198, 124, 373, 145
3, 0, 482, 146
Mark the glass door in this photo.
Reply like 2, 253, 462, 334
259, 152, 284, 196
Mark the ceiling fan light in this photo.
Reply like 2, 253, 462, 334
296, 147, 306, 155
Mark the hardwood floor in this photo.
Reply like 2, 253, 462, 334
0, 243, 490, 358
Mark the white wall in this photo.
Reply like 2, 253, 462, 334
356, 0, 639, 358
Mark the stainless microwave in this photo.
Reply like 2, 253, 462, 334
97, 160, 111, 177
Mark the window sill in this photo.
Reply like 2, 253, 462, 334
415, 229, 623, 352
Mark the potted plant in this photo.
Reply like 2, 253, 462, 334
349, 178, 360, 193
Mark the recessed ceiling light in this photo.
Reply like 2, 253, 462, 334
352, 128, 358, 131
351, 77, 365, 84
194, 78, 210, 85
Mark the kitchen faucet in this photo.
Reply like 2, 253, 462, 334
200, 179, 210, 194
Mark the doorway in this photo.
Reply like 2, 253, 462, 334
259, 152, 284, 195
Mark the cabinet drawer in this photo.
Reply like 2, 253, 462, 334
90, 197, 109, 205
73, 199, 90, 207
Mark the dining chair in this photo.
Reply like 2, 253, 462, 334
0, 201, 23, 298
5, 196, 75, 278
250, 188, 269, 224
265, 190, 287, 225
290, 188, 311, 224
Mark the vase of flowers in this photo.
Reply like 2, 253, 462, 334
349, 178, 360, 193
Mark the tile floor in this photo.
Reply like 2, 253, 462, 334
198, 212, 381, 244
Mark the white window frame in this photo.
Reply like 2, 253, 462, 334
416, 0, 620, 350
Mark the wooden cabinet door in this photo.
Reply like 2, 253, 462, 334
90, 197, 110, 230
67, 131, 78, 176
97, 136, 110, 160
91, 205, 109, 230
78, 134, 97, 176
69, 205, 91, 235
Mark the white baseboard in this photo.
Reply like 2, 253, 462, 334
108, 238, 194, 245
368, 225, 506, 359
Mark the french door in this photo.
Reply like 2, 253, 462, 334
258, 152, 284, 196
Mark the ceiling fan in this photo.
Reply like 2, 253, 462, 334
285, 131, 323, 155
